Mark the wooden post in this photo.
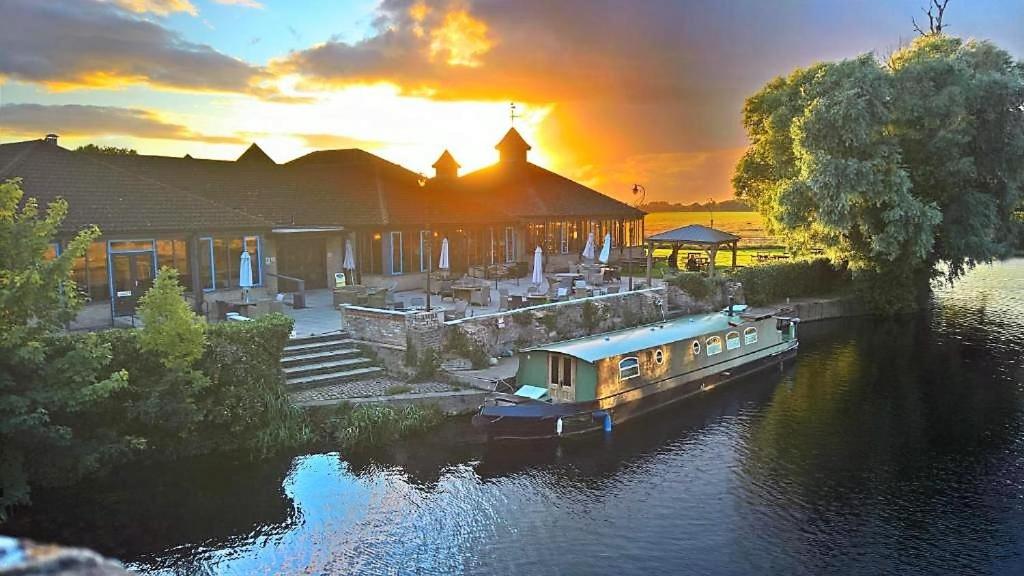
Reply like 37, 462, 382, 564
731, 241, 737, 269
189, 233, 204, 315
645, 241, 653, 288
707, 246, 718, 277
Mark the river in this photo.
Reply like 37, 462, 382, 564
4, 260, 1024, 575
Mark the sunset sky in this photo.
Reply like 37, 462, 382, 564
1, 0, 1021, 203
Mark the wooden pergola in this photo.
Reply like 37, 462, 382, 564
645, 224, 740, 285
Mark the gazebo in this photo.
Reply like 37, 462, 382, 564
645, 224, 740, 284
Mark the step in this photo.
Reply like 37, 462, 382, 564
287, 332, 350, 346
286, 366, 385, 390
283, 357, 374, 378
283, 339, 355, 354
281, 348, 362, 367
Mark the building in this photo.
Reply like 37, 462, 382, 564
0, 128, 645, 326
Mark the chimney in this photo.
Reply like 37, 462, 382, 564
495, 127, 531, 163
44, 134, 58, 146
432, 149, 460, 179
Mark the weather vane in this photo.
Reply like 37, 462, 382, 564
509, 102, 519, 127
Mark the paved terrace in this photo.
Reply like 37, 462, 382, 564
285, 272, 659, 337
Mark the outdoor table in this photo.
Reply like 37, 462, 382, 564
452, 285, 483, 304
525, 294, 550, 305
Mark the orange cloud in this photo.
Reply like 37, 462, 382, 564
110, 0, 197, 16
429, 9, 492, 67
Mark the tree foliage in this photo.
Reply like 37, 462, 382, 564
0, 178, 128, 517
73, 144, 137, 156
138, 267, 206, 369
734, 35, 1024, 310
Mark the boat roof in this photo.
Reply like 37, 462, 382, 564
524, 308, 763, 363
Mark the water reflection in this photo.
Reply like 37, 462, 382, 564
4, 260, 1024, 575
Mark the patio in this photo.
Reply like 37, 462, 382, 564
281, 269, 659, 336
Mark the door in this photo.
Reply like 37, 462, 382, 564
548, 354, 576, 403
112, 252, 154, 317
277, 236, 327, 289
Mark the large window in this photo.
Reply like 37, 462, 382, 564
156, 239, 191, 288
726, 331, 741, 351
744, 327, 758, 345
199, 235, 262, 290
419, 230, 430, 272
619, 357, 640, 380
390, 231, 403, 274
706, 336, 723, 356
504, 226, 516, 262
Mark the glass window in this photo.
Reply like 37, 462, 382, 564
726, 331, 741, 350
706, 336, 723, 356
548, 354, 573, 387
109, 240, 154, 252
744, 327, 758, 345
85, 241, 109, 301
654, 348, 665, 365
691, 340, 701, 356
504, 226, 516, 262
199, 238, 214, 290
619, 357, 640, 380
213, 238, 230, 288
419, 230, 430, 272
560, 222, 569, 254
390, 231, 403, 274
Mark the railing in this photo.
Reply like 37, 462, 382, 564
266, 272, 307, 309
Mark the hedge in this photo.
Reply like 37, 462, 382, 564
727, 258, 851, 306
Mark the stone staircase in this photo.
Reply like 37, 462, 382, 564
282, 332, 382, 390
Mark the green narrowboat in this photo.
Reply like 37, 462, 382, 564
472, 305, 799, 440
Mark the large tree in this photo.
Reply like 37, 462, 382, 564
733, 35, 1024, 310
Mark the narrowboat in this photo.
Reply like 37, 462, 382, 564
472, 305, 799, 440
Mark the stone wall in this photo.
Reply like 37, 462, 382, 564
444, 288, 667, 360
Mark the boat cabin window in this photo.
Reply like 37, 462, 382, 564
744, 327, 758, 345
726, 331, 741, 351
654, 348, 665, 365
691, 340, 701, 356
619, 357, 640, 380
706, 336, 723, 356
549, 354, 573, 388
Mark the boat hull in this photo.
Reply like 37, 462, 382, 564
473, 342, 798, 441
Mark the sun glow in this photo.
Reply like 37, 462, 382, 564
428, 9, 492, 67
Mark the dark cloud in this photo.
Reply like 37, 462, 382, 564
0, 0, 267, 94
0, 103, 246, 144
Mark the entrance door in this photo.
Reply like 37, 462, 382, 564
277, 236, 327, 289
547, 354, 575, 403
112, 252, 154, 317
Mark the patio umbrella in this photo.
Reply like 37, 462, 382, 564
582, 232, 596, 261
239, 250, 253, 302
598, 233, 612, 264
439, 237, 450, 270
531, 246, 544, 285
342, 239, 356, 270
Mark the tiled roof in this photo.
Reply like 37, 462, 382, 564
0, 140, 270, 235
647, 224, 740, 245
236, 143, 275, 164
458, 161, 645, 220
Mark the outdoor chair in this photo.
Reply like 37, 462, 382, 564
574, 280, 587, 289
573, 287, 589, 299
444, 300, 469, 321
498, 288, 510, 311
606, 285, 621, 294
471, 288, 491, 307
409, 296, 426, 309
509, 294, 525, 309
556, 287, 570, 300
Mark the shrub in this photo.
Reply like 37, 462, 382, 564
312, 402, 444, 452
385, 384, 413, 395
445, 326, 488, 369
729, 258, 850, 306
138, 267, 206, 369
668, 272, 713, 301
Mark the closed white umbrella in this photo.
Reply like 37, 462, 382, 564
343, 239, 356, 270
439, 237, 450, 270
582, 232, 595, 261
531, 246, 544, 285
598, 233, 612, 264
239, 250, 253, 302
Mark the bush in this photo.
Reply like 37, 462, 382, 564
445, 326, 489, 369
137, 267, 205, 369
311, 402, 444, 452
385, 384, 413, 395
729, 258, 850, 306
668, 272, 713, 301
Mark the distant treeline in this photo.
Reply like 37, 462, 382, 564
640, 199, 752, 212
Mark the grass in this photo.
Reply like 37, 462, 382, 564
310, 402, 445, 452
385, 384, 413, 396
